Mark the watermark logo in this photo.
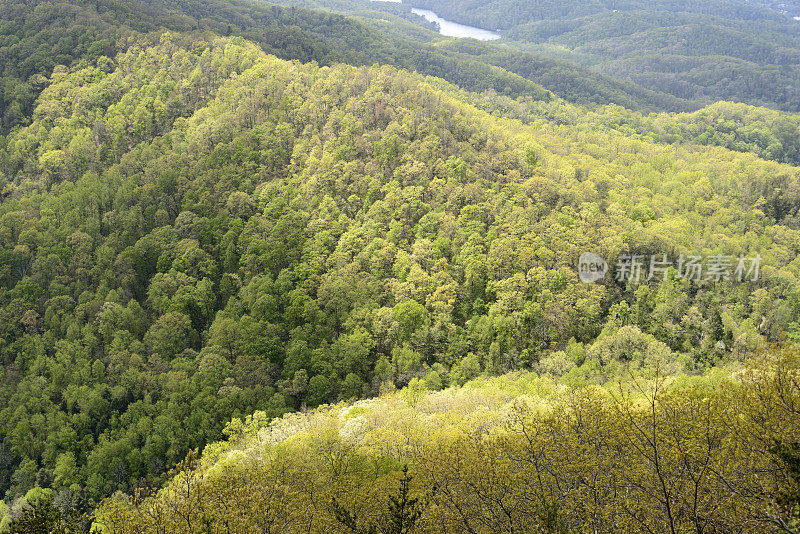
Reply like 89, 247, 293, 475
578, 252, 608, 283
577, 252, 762, 283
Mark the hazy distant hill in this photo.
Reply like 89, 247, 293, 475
411, 0, 800, 111
0, 0, 556, 132
1, 32, 799, 509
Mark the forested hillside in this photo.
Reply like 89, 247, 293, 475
92, 346, 800, 533
2, 0, 800, 530
0, 0, 556, 133
4, 0, 718, 135
429, 39, 693, 111
469, 96, 800, 166
0, 32, 799, 522
410, 0, 800, 111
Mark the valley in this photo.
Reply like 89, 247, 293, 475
0, 0, 798, 532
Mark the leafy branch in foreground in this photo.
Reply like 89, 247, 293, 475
333, 465, 431, 534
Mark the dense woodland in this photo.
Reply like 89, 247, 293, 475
428, 39, 693, 112
91, 346, 800, 533
0, 0, 799, 531
0, 32, 799, 520
0, 0, 558, 133
411, 0, 800, 111
467, 95, 800, 166
2, 0, 727, 137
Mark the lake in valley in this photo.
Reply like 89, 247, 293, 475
371, 0, 501, 40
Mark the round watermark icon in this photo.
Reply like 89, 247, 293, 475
578, 252, 608, 283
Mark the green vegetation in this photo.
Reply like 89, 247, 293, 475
433, 39, 694, 111
0, 32, 799, 519
411, 0, 800, 111
0, 0, 557, 134
467, 96, 800, 166
2, 0, 715, 133
2, 0, 800, 530
616, 102, 800, 165
92, 345, 800, 533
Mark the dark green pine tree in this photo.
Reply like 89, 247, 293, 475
385, 465, 423, 534
332, 465, 428, 534
9, 495, 73, 534
772, 439, 800, 526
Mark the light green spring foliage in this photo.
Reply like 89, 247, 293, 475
0, 0, 557, 133
0, 502, 8, 533
1, 32, 800, 505
473, 96, 800, 166
93, 345, 800, 533
203, 370, 559, 464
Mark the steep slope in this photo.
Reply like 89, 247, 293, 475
92, 347, 800, 533
0, 35, 799, 508
4, 0, 722, 141
0, 0, 552, 132
410, 0, 800, 111
469, 95, 800, 166
264, 0, 700, 111
434, 39, 693, 111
